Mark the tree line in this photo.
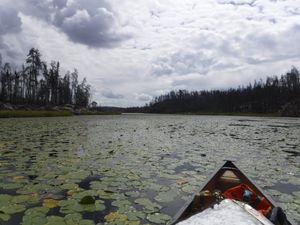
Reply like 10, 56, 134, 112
0, 48, 90, 107
146, 67, 300, 114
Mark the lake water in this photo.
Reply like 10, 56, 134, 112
0, 114, 299, 224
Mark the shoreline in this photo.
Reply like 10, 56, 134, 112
178, 112, 281, 117
2, 110, 298, 118
0, 110, 122, 118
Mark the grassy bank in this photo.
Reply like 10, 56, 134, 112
0, 110, 73, 118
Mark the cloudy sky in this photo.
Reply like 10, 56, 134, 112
0, 0, 300, 107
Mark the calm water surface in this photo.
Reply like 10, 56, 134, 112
0, 114, 299, 224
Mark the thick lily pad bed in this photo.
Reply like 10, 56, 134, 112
0, 114, 299, 224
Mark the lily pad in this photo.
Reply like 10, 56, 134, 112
0, 194, 12, 203
127, 211, 145, 221
0, 182, 23, 190
81, 200, 105, 212
61, 183, 79, 190
12, 194, 39, 204
58, 200, 81, 214
22, 207, 49, 225
154, 189, 178, 203
76, 219, 95, 225
182, 185, 198, 194
64, 213, 82, 225
79, 196, 95, 205
146, 213, 171, 224
112, 199, 132, 208
125, 191, 140, 198
105, 212, 127, 223
43, 199, 59, 208
0, 204, 26, 214
45, 216, 65, 225
72, 190, 97, 201
279, 193, 294, 203
59, 199, 105, 214
0, 212, 10, 221
134, 198, 161, 213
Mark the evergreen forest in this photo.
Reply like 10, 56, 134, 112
146, 67, 300, 115
0, 48, 90, 107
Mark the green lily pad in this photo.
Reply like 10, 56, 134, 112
0, 204, 26, 214
61, 183, 79, 190
22, 207, 49, 225
105, 212, 127, 223
293, 191, 300, 198
12, 194, 39, 204
43, 199, 59, 208
0, 212, 10, 221
76, 219, 95, 225
58, 200, 82, 214
134, 198, 161, 213
16, 185, 38, 195
279, 193, 294, 203
64, 213, 82, 225
112, 199, 132, 208
267, 189, 282, 197
0, 182, 24, 190
288, 177, 300, 186
97, 189, 116, 199
81, 200, 105, 212
90, 181, 107, 189
79, 196, 95, 204
154, 189, 178, 203
24, 206, 49, 216
45, 216, 65, 225
61, 171, 90, 182
146, 213, 171, 224
125, 191, 140, 198
59, 199, 105, 214
117, 204, 137, 214
72, 190, 98, 201
127, 211, 145, 221
182, 185, 198, 194
0, 194, 13, 203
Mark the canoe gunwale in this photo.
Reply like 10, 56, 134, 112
168, 161, 225, 225
168, 160, 297, 225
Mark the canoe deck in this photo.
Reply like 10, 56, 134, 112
170, 161, 296, 225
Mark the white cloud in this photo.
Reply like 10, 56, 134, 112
134, 93, 152, 102
102, 89, 124, 99
54, 1, 131, 47
0, 0, 300, 106
152, 50, 216, 76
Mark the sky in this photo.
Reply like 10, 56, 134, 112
0, 0, 300, 107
